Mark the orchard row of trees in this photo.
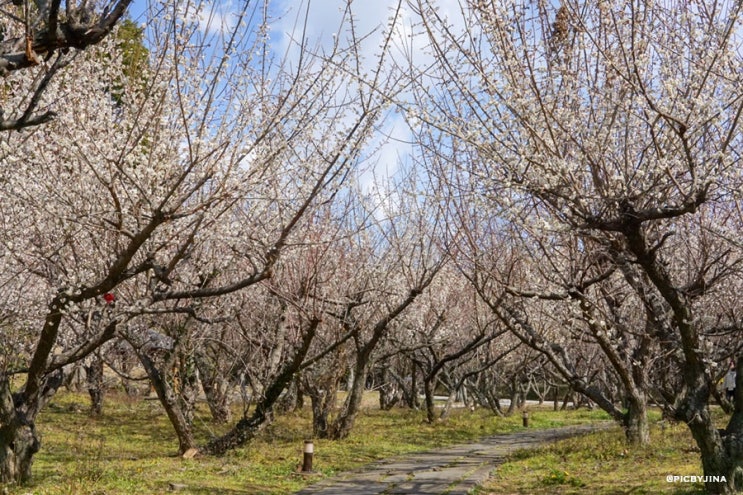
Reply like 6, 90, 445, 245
1, 0, 743, 493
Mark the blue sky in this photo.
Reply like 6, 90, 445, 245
121, 0, 464, 197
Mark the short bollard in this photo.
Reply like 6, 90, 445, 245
302, 440, 314, 472
522, 411, 529, 428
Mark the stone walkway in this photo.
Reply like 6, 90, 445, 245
295, 423, 613, 495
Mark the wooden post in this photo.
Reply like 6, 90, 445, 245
302, 440, 314, 472
522, 410, 529, 427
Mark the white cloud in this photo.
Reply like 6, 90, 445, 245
196, 0, 238, 35
267, 1, 455, 191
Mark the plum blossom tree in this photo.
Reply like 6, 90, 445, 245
395, 265, 505, 423
199, 201, 358, 453
305, 172, 446, 440
0, 0, 403, 482
412, 0, 743, 490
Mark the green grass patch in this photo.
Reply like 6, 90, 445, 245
5, 393, 610, 494
481, 415, 723, 495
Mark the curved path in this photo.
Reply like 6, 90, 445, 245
295, 423, 613, 495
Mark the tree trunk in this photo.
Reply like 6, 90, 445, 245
63, 363, 85, 392
686, 406, 738, 494
119, 357, 139, 397
307, 387, 334, 438
0, 423, 39, 485
325, 357, 369, 440
561, 389, 572, 411
460, 385, 470, 409
85, 355, 105, 416
408, 361, 420, 409
202, 319, 319, 455
623, 395, 650, 445
302, 372, 340, 438
506, 375, 520, 416
439, 384, 457, 421
378, 383, 400, 410
276, 375, 302, 415
203, 368, 295, 454
537, 383, 548, 405
198, 368, 231, 423
674, 357, 743, 494
490, 396, 505, 416
378, 367, 400, 411
397, 365, 415, 409
0, 372, 62, 484
519, 380, 531, 408
138, 353, 197, 454
177, 354, 198, 427
424, 377, 437, 423
310, 393, 329, 437
345, 367, 355, 392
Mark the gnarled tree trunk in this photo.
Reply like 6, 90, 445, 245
0, 393, 40, 486
137, 352, 197, 454
324, 351, 370, 440
202, 319, 319, 455
0, 372, 63, 484
0, 424, 40, 485
305, 381, 337, 438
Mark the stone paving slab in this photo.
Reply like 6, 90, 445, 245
294, 423, 613, 495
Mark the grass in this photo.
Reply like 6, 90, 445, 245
7, 392, 610, 495
479, 410, 728, 495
